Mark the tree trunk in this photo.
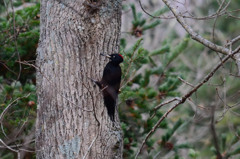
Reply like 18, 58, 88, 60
36, 0, 123, 158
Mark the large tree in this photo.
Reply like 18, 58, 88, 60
36, 0, 123, 158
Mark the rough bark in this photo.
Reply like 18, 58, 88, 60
36, 0, 123, 158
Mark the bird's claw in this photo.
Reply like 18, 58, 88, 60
88, 77, 97, 85
88, 77, 101, 88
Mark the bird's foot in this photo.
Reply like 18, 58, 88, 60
88, 77, 97, 86
88, 77, 101, 88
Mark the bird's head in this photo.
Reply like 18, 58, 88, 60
101, 53, 124, 64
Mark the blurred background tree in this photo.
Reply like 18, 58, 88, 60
0, 0, 240, 158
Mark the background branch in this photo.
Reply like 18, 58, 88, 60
135, 39, 240, 158
162, 0, 229, 55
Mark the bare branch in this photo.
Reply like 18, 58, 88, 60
138, 0, 173, 19
0, 94, 31, 137
210, 107, 222, 159
212, 0, 229, 42
153, 97, 181, 111
0, 139, 19, 153
0, 140, 35, 149
178, 76, 194, 87
135, 45, 240, 158
226, 35, 240, 46
162, 0, 229, 55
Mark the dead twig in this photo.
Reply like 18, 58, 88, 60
210, 107, 222, 159
162, 0, 229, 55
226, 35, 240, 46
212, 0, 230, 42
178, 76, 194, 87
82, 135, 98, 159
0, 94, 31, 138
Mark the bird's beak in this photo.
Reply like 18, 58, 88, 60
100, 53, 111, 58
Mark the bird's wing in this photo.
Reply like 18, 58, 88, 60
102, 63, 121, 87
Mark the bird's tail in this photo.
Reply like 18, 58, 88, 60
103, 96, 115, 122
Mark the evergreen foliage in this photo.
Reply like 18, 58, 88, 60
130, 4, 162, 37
0, 3, 40, 82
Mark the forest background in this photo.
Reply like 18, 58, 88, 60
0, 0, 240, 158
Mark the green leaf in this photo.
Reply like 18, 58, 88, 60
138, 88, 146, 98
175, 143, 191, 149
151, 66, 163, 74
188, 149, 199, 158
142, 20, 161, 31
150, 45, 170, 56
162, 119, 183, 142
147, 88, 157, 99
166, 37, 189, 65
228, 147, 240, 156
120, 38, 127, 49
221, 133, 227, 151
172, 119, 183, 132
124, 138, 130, 144
130, 4, 138, 23
1, 153, 14, 159
142, 70, 151, 87
132, 38, 143, 52
138, 19, 146, 26
151, 7, 169, 19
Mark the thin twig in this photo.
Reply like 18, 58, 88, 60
154, 97, 181, 111
9, 0, 22, 80
0, 139, 19, 153
82, 135, 98, 159
216, 88, 228, 107
162, 0, 229, 55
212, 0, 229, 42
15, 119, 28, 138
121, 40, 141, 88
138, 0, 172, 19
0, 94, 31, 138
138, 0, 240, 21
0, 61, 18, 75
226, 35, 240, 46
150, 97, 181, 119
178, 76, 194, 87
0, 139, 35, 149
210, 107, 222, 159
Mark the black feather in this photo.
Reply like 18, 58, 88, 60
97, 54, 123, 121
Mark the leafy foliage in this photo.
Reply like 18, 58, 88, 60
119, 34, 189, 157
0, 2, 39, 158
0, 77, 36, 158
129, 4, 166, 37
0, 3, 40, 82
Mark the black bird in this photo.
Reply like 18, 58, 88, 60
93, 53, 124, 121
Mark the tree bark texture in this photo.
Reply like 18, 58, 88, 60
36, 0, 123, 158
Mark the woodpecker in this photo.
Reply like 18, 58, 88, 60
93, 53, 124, 122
